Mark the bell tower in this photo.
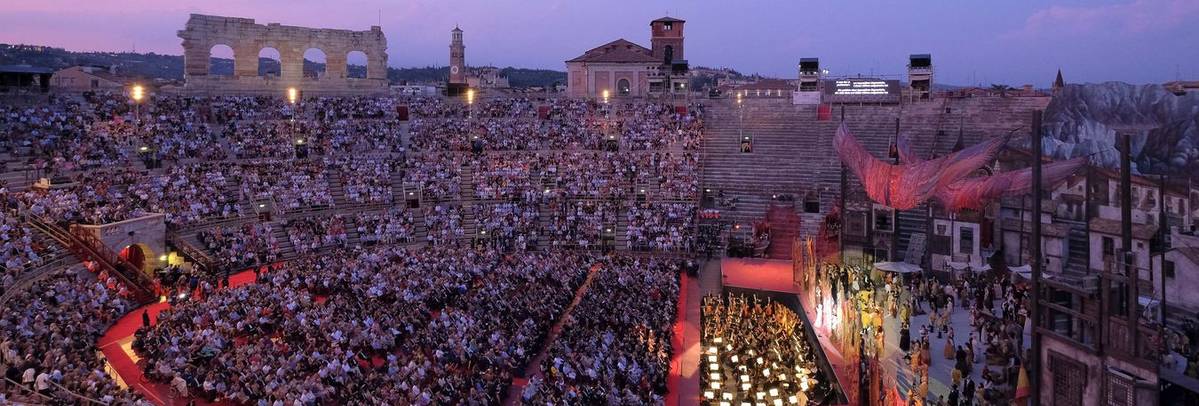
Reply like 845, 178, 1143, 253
650, 17, 685, 65
449, 26, 466, 84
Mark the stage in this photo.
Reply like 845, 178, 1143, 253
720, 258, 799, 294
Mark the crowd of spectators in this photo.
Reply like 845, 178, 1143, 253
524, 256, 680, 404
355, 208, 415, 245
1, 268, 148, 405
627, 202, 697, 252
285, 214, 348, 255
473, 202, 540, 251
197, 223, 280, 270
1, 211, 47, 286
543, 199, 617, 251
135, 246, 591, 405
0, 92, 707, 404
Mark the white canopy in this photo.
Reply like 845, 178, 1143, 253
874, 261, 922, 274
947, 261, 992, 273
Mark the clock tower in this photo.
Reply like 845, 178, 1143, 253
449, 26, 466, 84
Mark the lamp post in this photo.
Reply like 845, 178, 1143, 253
288, 87, 301, 158
130, 84, 144, 120
737, 91, 744, 140
466, 88, 475, 119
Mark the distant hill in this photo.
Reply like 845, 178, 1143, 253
0, 43, 566, 88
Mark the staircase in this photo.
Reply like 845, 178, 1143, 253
28, 218, 159, 304
766, 204, 801, 259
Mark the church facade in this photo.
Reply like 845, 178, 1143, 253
566, 17, 689, 98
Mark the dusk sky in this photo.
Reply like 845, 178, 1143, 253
2, 0, 1196, 86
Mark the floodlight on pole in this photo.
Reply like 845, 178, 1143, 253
131, 85, 144, 102
287, 87, 298, 104
467, 89, 475, 105
602, 89, 609, 104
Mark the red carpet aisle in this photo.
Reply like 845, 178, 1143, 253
97, 266, 268, 406
665, 272, 701, 406
502, 263, 602, 405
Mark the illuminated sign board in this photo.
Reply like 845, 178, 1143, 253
821, 78, 901, 103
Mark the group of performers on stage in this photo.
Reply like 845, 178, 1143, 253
793, 236, 1032, 406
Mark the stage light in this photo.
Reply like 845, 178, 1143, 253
287, 87, 297, 104
131, 85, 144, 102
159, 255, 168, 262
139, 146, 148, 152
467, 89, 475, 105
258, 204, 266, 208
176, 292, 188, 300
295, 138, 305, 145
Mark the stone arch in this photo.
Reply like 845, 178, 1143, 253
258, 47, 282, 77
209, 44, 235, 76
346, 50, 369, 79
303, 48, 327, 79
178, 14, 390, 93
119, 243, 148, 272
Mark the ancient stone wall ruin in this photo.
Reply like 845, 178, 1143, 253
177, 14, 389, 95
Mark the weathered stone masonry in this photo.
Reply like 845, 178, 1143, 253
177, 14, 389, 95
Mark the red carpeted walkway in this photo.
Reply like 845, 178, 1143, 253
502, 263, 602, 405
97, 266, 266, 406
721, 258, 799, 293
664, 271, 702, 406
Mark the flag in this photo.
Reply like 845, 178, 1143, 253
1014, 366, 1031, 400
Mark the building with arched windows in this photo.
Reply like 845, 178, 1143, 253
565, 16, 689, 98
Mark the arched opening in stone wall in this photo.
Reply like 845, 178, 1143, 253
209, 44, 235, 76
347, 51, 369, 79
258, 47, 281, 77
119, 244, 147, 272
618, 79, 631, 96
303, 48, 327, 79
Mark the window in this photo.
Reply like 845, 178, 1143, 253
663, 22, 672, 31
936, 224, 948, 236
873, 206, 894, 232
803, 195, 820, 214
1049, 352, 1086, 406
959, 226, 974, 254
1103, 237, 1115, 256
1165, 260, 1175, 279
617, 79, 630, 96
845, 211, 867, 237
